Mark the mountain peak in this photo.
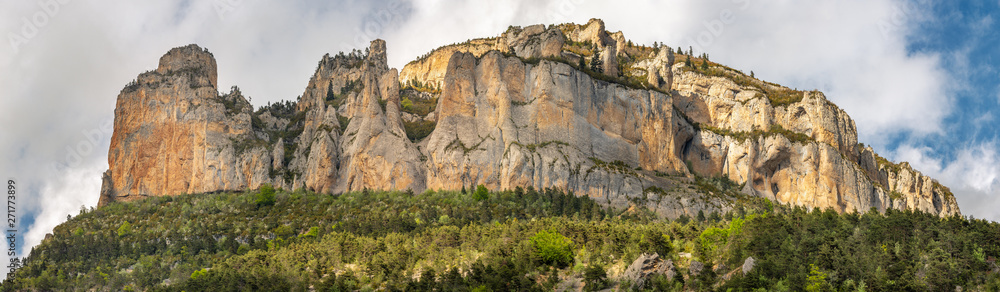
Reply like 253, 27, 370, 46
156, 44, 218, 89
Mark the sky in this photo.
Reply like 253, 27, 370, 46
1, 0, 997, 268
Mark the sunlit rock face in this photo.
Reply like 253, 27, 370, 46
99, 20, 959, 218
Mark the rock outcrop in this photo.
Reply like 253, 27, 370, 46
100, 45, 270, 205
622, 253, 675, 289
98, 20, 960, 218
670, 66, 957, 216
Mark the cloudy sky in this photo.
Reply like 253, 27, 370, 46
1, 0, 997, 266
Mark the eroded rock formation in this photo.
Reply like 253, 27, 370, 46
99, 19, 960, 218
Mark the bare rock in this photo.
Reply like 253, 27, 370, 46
99, 45, 270, 206
335, 41, 425, 192
510, 27, 566, 59
742, 256, 755, 275
156, 44, 217, 88
634, 46, 675, 91
622, 253, 674, 289
671, 65, 959, 216
424, 50, 689, 209
689, 260, 704, 276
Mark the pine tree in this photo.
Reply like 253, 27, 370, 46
701, 59, 709, 71
685, 55, 692, 67
325, 81, 335, 101
589, 54, 604, 74
677, 47, 683, 55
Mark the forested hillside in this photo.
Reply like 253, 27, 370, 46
4, 185, 998, 291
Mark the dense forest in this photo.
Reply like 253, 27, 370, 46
3, 185, 998, 291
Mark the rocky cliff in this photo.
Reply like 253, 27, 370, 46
100, 45, 271, 205
99, 19, 960, 217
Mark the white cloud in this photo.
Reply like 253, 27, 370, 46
23, 163, 105, 256
895, 142, 1000, 221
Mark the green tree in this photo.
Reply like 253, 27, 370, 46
473, 185, 489, 202
583, 264, 608, 291
256, 184, 276, 207
701, 59, 709, 71
189, 268, 208, 280
589, 54, 604, 74
325, 81, 335, 102
530, 229, 574, 267
401, 97, 413, 111
299, 226, 320, 239
117, 221, 131, 237
685, 54, 693, 67
805, 264, 833, 292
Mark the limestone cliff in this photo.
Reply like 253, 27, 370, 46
98, 20, 960, 218
100, 45, 270, 205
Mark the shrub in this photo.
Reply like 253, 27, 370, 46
805, 264, 832, 292
274, 225, 294, 238
583, 264, 609, 291
401, 97, 413, 111
473, 185, 489, 202
531, 229, 574, 267
337, 114, 350, 134
255, 184, 276, 207
117, 221, 131, 237
300, 226, 320, 239
189, 268, 208, 280
403, 120, 436, 142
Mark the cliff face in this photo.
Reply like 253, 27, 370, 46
100, 45, 271, 205
98, 20, 960, 217
422, 50, 691, 212
670, 68, 958, 216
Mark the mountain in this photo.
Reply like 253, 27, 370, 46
98, 18, 959, 218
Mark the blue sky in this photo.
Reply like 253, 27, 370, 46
0, 0, 997, 272
905, 1, 999, 150
888, 1, 1000, 219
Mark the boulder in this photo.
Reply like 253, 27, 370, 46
622, 253, 675, 289
689, 260, 704, 276
742, 256, 755, 275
